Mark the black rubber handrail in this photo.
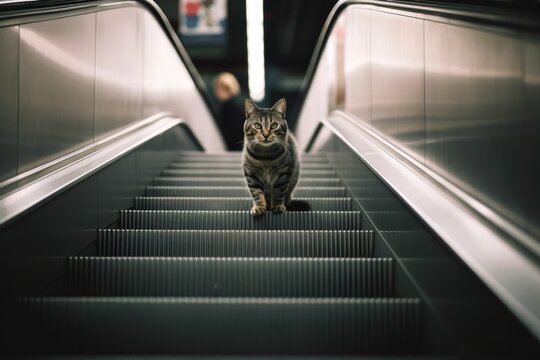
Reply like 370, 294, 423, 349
292, 0, 540, 127
0, 0, 218, 125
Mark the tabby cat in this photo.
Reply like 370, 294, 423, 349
243, 98, 309, 216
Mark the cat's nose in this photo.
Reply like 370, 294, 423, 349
262, 130, 270, 138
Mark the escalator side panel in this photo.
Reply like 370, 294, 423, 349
0, 127, 201, 297
316, 133, 540, 358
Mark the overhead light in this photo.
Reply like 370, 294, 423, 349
246, 0, 265, 101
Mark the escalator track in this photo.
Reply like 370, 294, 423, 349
11, 151, 442, 357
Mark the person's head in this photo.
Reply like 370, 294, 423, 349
214, 72, 240, 102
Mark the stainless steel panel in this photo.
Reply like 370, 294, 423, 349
370, 12, 425, 162
296, 46, 333, 150
524, 39, 540, 122
97, 153, 136, 228
95, 7, 143, 139
18, 14, 96, 172
0, 125, 197, 295
424, 22, 539, 235
317, 126, 540, 353
141, 10, 179, 117
344, 9, 371, 123
141, 11, 225, 151
0, 26, 19, 181
0, 175, 99, 295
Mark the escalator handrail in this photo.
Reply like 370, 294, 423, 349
0, 113, 186, 227
321, 110, 540, 342
292, 0, 540, 126
0, 0, 218, 124
294, 0, 540, 341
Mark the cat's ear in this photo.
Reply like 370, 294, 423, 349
271, 98, 286, 117
244, 99, 259, 117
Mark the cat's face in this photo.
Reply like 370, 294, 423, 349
244, 98, 288, 147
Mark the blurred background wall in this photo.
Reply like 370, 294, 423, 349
154, 0, 337, 128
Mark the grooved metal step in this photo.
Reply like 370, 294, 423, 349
154, 177, 342, 187
6, 149, 438, 358
68, 257, 393, 297
173, 159, 331, 165
97, 229, 374, 257
135, 197, 352, 211
20, 355, 457, 360
16, 297, 421, 354
120, 210, 362, 230
175, 153, 329, 163
162, 169, 338, 177
168, 162, 333, 170
146, 186, 348, 197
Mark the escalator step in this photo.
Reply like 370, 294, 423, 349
154, 177, 342, 187
16, 355, 457, 360
175, 153, 328, 161
168, 162, 333, 170
16, 297, 421, 354
135, 197, 352, 211
120, 210, 362, 230
162, 169, 338, 177
146, 186, 348, 197
174, 158, 331, 164
97, 229, 374, 257
68, 257, 393, 297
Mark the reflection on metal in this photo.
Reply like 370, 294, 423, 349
18, 14, 96, 172
344, 9, 370, 124
425, 21, 540, 242
141, 10, 223, 151
0, 26, 19, 182
95, 7, 143, 139
295, 42, 334, 148
297, 0, 540, 342
298, 2, 540, 246
0, 114, 181, 227
297, 6, 540, 258
370, 12, 424, 163
318, 111, 540, 341
0, 1, 226, 198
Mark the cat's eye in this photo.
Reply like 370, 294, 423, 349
253, 123, 262, 130
270, 123, 278, 129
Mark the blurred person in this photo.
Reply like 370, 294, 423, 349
214, 72, 245, 151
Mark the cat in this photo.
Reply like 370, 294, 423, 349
242, 98, 310, 216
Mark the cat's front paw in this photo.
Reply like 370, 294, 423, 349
250, 205, 267, 216
272, 204, 286, 214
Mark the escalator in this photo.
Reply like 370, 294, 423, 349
1, 0, 540, 358
13, 151, 425, 356
5, 149, 538, 358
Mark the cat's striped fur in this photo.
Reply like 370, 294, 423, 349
243, 98, 309, 216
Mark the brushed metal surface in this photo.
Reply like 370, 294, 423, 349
320, 112, 540, 343
18, 14, 96, 172
344, 9, 371, 123
370, 11, 425, 162
298, 4, 540, 241
140, 11, 225, 151
142, 10, 182, 117
95, 6, 144, 139
0, 124, 199, 295
0, 26, 19, 181
97, 152, 136, 227
521, 38, 540, 235
424, 22, 540, 236
295, 45, 333, 149
0, 176, 99, 296
0, 116, 181, 226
